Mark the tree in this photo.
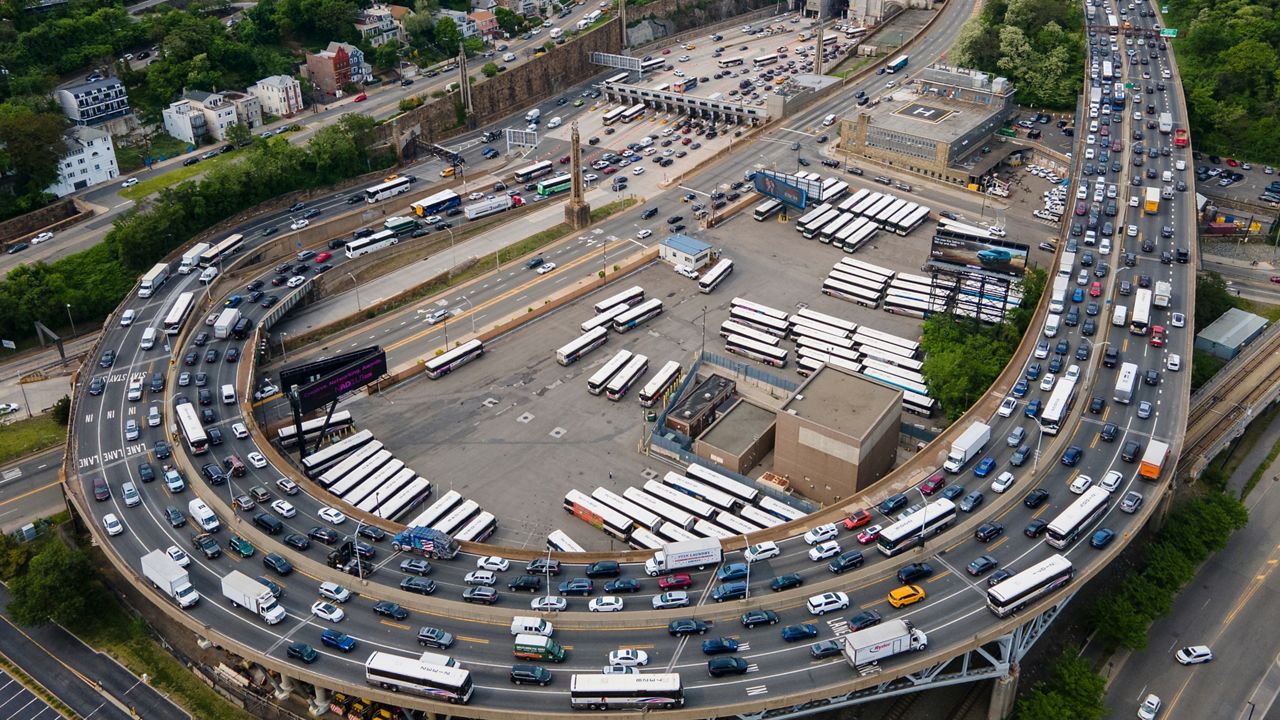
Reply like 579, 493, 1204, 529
1195, 271, 1237, 329
373, 40, 403, 74
494, 6, 523, 37
463, 36, 485, 57
481, 62, 499, 77
226, 121, 253, 148
0, 103, 66, 215
435, 17, 462, 55
8, 540, 105, 630
50, 395, 70, 426
1015, 647, 1106, 720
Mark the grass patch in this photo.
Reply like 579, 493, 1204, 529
115, 135, 190, 174
831, 56, 873, 78
1210, 402, 1280, 481
1237, 298, 1280, 323
77, 593, 254, 720
119, 151, 238, 201
0, 414, 66, 465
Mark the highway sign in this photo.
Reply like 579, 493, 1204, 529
1160, 28, 1177, 37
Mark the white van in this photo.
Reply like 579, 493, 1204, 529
1112, 305, 1128, 327
1043, 314, 1061, 337
220, 384, 237, 405
119, 309, 136, 327
1161, 170, 1172, 183
637, 136, 654, 149
417, 651, 460, 668
188, 499, 220, 532
199, 266, 218, 284
510, 616, 553, 636
140, 326, 158, 350
503, 52, 516, 62
822, 113, 837, 126
546, 116, 563, 129
1161, 185, 1175, 200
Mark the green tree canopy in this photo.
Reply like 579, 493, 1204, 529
8, 540, 106, 630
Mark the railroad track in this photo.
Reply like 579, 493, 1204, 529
1181, 330, 1280, 464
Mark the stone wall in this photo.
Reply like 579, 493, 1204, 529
626, 0, 788, 46
0, 197, 90, 246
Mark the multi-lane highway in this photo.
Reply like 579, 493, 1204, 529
62, 0, 1203, 715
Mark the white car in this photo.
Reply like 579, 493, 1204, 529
997, 397, 1017, 417
1099, 470, 1124, 493
1167, 353, 1181, 372
1174, 645, 1213, 665
121, 178, 139, 188
319, 581, 352, 603
531, 595, 567, 612
991, 471, 1015, 494
231, 422, 249, 439
584, 173, 598, 182
652, 591, 690, 609
1076, 185, 1088, 200
247, 452, 268, 469
1040, 373, 1057, 392
536, 262, 557, 275
276, 477, 300, 495
0, 402, 20, 416
465, 570, 497, 586
744, 541, 780, 563
808, 540, 841, 561
1138, 694, 1162, 720
103, 513, 124, 536
601, 666, 638, 675
608, 649, 649, 667
589, 596, 624, 612
287, 275, 306, 288
1175, 159, 1186, 171
32, 231, 54, 244
674, 265, 699, 279
166, 546, 190, 567
1065, 364, 1081, 382
1069, 474, 1093, 494
1034, 340, 1050, 359
476, 555, 510, 572
425, 215, 443, 225
468, 191, 484, 200
803, 523, 838, 545
290, 218, 309, 230
678, 54, 690, 61
271, 499, 296, 518
631, 166, 645, 175
1171, 312, 1185, 328
1126, 224, 1139, 237
311, 601, 345, 623
120, 309, 136, 326
636, 228, 652, 239
318, 506, 347, 525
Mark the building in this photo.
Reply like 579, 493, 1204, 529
665, 374, 736, 439
356, 4, 405, 47
221, 90, 263, 130
46, 126, 119, 197
306, 46, 352, 96
469, 10, 499, 38
438, 9, 478, 37
1195, 307, 1269, 360
695, 399, 777, 475
838, 64, 1017, 185
162, 90, 243, 144
499, 0, 541, 18
772, 366, 900, 505
251, 75, 304, 118
55, 77, 130, 126
471, 0, 498, 13
327, 42, 371, 85
659, 234, 712, 271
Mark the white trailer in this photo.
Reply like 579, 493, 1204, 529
141, 550, 200, 609
213, 308, 240, 340
943, 421, 991, 473
644, 537, 723, 576
221, 570, 286, 624
841, 619, 927, 666
180, 243, 211, 274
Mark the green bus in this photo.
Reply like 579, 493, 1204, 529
384, 215, 420, 237
513, 634, 565, 662
537, 174, 573, 197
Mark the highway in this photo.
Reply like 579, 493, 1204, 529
62, 0, 1202, 715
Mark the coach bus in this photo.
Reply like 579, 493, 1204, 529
513, 161, 554, 184
198, 233, 244, 267
987, 554, 1074, 618
163, 292, 197, 335
604, 353, 649, 401
1046, 486, 1109, 550
345, 230, 398, 259
569, 674, 683, 711
366, 652, 473, 704
640, 57, 667, 73
753, 198, 783, 221
717, 57, 745, 68
175, 402, 209, 456
645, 479, 716, 519
720, 320, 780, 348
556, 327, 608, 366
699, 258, 734, 293
454, 511, 498, 543
877, 498, 957, 556
729, 306, 789, 337
628, 526, 665, 550
411, 189, 462, 217
687, 463, 759, 506
373, 477, 432, 521
621, 103, 647, 123
822, 277, 881, 308
638, 360, 681, 408
753, 53, 779, 67
587, 349, 634, 396
725, 334, 788, 367
277, 410, 356, 449
299, 429, 375, 480
592, 286, 645, 315
592, 487, 663, 531
434, 499, 481, 536
602, 106, 629, 125
795, 307, 857, 335
365, 175, 413, 203
625, 487, 696, 530
407, 490, 462, 530
563, 489, 634, 541
547, 529, 586, 553
425, 339, 484, 379
612, 298, 663, 333
581, 304, 631, 334
317, 440, 383, 489
537, 174, 573, 196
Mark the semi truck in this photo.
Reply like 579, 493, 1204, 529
942, 421, 991, 473
1158, 112, 1173, 134
180, 243, 211, 274
221, 570, 286, 624
391, 526, 460, 559
1138, 440, 1171, 480
1144, 186, 1161, 215
464, 195, 524, 221
841, 619, 928, 667
644, 537, 723, 576
213, 308, 241, 340
1153, 281, 1171, 309
1048, 275, 1069, 314
141, 550, 200, 609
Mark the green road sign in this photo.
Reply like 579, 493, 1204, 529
1125, 83, 1135, 90
1160, 28, 1178, 37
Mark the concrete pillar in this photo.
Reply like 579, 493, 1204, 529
274, 674, 295, 701
309, 686, 330, 717
988, 663, 1019, 720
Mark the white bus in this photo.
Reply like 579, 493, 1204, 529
454, 511, 497, 543
664, 470, 739, 512
198, 233, 245, 267
434, 499, 480, 535
276, 410, 355, 448
858, 348, 923, 372
592, 487, 663, 531
366, 652, 474, 704
882, 295, 933, 319
699, 258, 734, 293
839, 188, 871, 212
355, 467, 415, 512
795, 202, 834, 234
739, 504, 783, 528
329, 450, 393, 499
693, 518, 734, 539
138, 263, 169, 298
753, 53, 779, 67
365, 176, 413, 203
628, 526, 665, 550
640, 57, 667, 72
555, 327, 608, 366
731, 297, 789, 321
625, 487, 696, 530
1130, 288, 1153, 335
725, 334, 788, 367
592, 286, 645, 315
876, 498, 957, 556
345, 229, 398, 258
163, 291, 196, 335
645, 479, 716, 519
720, 320, 781, 347
317, 440, 383, 489
855, 337, 918, 364
893, 206, 931, 236
862, 367, 928, 397
829, 268, 888, 294
821, 179, 850, 202
717, 57, 745, 68
175, 402, 209, 456
838, 258, 895, 281
1114, 362, 1138, 404
426, 339, 484, 379
344, 459, 406, 506
407, 490, 462, 530
822, 277, 881, 308
987, 554, 1074, 618
638, 360, 681, 408
547, 529, 586, 553
854, 326, 919, 355
563, 489, 634, 541
587, 349, 634, 395
903, 393, 937, 418
687, 463, 759, 506
793, 325, 857, 350
790, 315, 851, 340
1046, 486, 1110, 549
797, 348, 862, 377
850, 192, 884, 217
1039, 375, 1078, 435
602, 106, 629, 125
374, 477, 433, 521
581, 303, 630, 334
658, 523, 700, 543
753, 198, 783, 221
834, 220, 876, 253
715, 511, 761, 535
796, 338, 862, 364
300, 429, 375, 480
729, 307, 789, 337
794, 307, 856, 336
1102, 60, 1114, 81
817, 212, 857, 244
604, 71, 630, 85
758, 495, 806, 523
863, 195, 898, 223
569, 674, 683, 711
873, 199, 909, 228
612, 298, 663, 333
513, 161, 554, 184
604, 353, 649, 401
861, 357, 926, 386
621, 104, 647, 123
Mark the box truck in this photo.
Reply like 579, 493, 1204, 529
141, 550, 200, 609
221, 570, 286, 624
1138, 440, 1170, 480
943, 422, 991, 473
841, 619, 927, 667
644, 537, 723, 576
213, 308, 240, 340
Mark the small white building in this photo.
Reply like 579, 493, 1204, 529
46, 126, 119, 197
251, 75, 305, 118
659, 234, 712, 270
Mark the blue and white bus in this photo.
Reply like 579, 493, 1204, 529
426, 339, 484, 379
555, 327, 608, 365
612, 298, 663, 333
411, 189, 462, 217
698, 258, 734, 293
604, 353, 648, 401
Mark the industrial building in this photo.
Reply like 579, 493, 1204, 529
1195, 308, 1268, 360
694, 398, 777, 475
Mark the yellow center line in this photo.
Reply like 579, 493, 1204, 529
925, 570, 951, 583
456, 635, 490, 644
620, 644, 654, 650
0, 480, 61, 507
986, 536, 1008, 552
380, 620, 412, 630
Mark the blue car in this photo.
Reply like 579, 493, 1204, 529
1060, 445, 1083, 467
780, 623, 819, 642
1012, 379, 1029, 398
940, 484, 966, 501
717, 563, 749, 582
320, 629, 356, 653
1090, 528, 1116, 548
224, 294, 243, 308
878, 493, 909, 515
701, 637, 740, 655
1025, 363, 1042, 381
973, 457, 996, 478
1072, 287, 1085, 303
1025, 399, 1042, 417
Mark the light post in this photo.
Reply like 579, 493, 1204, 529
743, 533, 751, 601
459, 296, 476, 335
279, 332, 289, 363
347, 272, 362, 311
443, 225, 457, 273
66, 304, 77, 336
913, 485, 929, 551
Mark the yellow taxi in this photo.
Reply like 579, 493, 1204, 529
887, 584, 926, 608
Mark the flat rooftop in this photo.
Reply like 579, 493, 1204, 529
669, 374, 735, 423
857, 91, 1002, 145
700, 399, 776, 454
782, 366, 901, 436
1198, 307, 1268, 348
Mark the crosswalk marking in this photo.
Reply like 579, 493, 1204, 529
1, 468, 22, 482
745, 683, 767, 695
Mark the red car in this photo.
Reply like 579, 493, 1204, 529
1226, 158, 1240, 167
658, 573, 692, 590
1089, 281, 1102, 297
559, 155, 571, 164
842, 509, 872, 530
1149, 325, 1166, 347
1270, 276, 1280, 284
857, 525, 883, 545
662, 48, 671, 54
919, 472, 947, 496
353, 93, 367, 102
315, 252, 332, 263
602, 166, 618, 175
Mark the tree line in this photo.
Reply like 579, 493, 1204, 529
949, 0, 1086, 110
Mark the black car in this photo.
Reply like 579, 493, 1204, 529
89, 377, 106, 395
974, 522, 1004, 542
137, 462, 155, 483
847, 609, 882, 631
357, 525, 386, 542
287, 643, 319, 664
769, 573, 803, 591
308, 526, 339, 544
283, 533, 310, 551
897, 562, 933, 584
828, 551, 864, 574
967, 554, 999, 576
153, 440, 171, 459
204, 348, 219, 363
508, 575, 542, 592
302, 208, 321, 219
1122, 440, 1143, 463
193, 332, 210, 346
739, 610, 779, 629
99, 350, 116, 368
707, 657, 749, 677
1023, 488, 1050, 508
165, 505, 185, 527
1144, 369, 1161, 386
373, 600, 409, 621
263, 553, 293, 575
1089, 396, 1105, 414
207, 427, 224, 446
585, 560, 620, 578
1100, 423, 1119, 442
878, 493, 908, 515
1024, 518, 1049, 537
605, 578, 641, 593
510, 664, 552, 686
192, 533, 221, 559
669, 618, 711, 636
261, 295, 279, 308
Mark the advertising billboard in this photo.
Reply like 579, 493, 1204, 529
753, 172, 810, 210
929, 235, 1030, 278
295, 349, 388, 414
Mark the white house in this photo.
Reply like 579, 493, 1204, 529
46, 126, 119, 197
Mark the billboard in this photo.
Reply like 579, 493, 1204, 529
281, 347, 387, 414
279, 347, 382, 391
753, 172, 809, 210
929, 235, 1030, 278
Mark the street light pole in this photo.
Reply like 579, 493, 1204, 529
280, 332, 289, 363
459, 296, 476, 335
65, 304, 77, 336
347, 272, 362, 311
914, 486, 929, 551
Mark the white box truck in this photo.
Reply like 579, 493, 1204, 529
221, 570, 286, 624
1158, 112, 1173, 134
644, 537, 723, 576
141, 550, 200, 609
180, 243, 211, 274
841, 619, 927, 666
1048, 275, 1068, 314
525, 108, 541, 124
942, 421, 991, 473
213, 308, 240, 340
